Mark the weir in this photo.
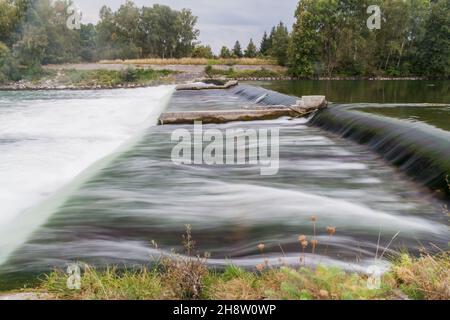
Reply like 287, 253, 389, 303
160, 81, 327, 124
1, 84, 448, 290
310, 104, 450, 199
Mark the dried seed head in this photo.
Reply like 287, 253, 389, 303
311, 216, 317, 222
311, 239, 318, 248
256, 264, 265, 272
319, 290, 329, 298
326, 226, 336, 236
301, 240, 308, 249
298, 235, 307, 242
257, 243, 265, 252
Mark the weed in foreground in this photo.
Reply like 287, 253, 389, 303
160, 225, 209, 300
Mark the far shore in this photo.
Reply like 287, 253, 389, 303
0, 63, 443, 91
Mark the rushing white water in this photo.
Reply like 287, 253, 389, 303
0, 86, 174, 264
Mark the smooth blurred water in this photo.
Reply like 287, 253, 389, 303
0, 84, 448, 289
0, 87, 174, 267
0, 86, 450, 286
356, 105, 450, 132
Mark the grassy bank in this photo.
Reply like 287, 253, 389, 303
6, 251, 443, 300
204, 66, 287, 79
59, 68, 174, 87
0, 68, 176, 90
100, 58, 277, 66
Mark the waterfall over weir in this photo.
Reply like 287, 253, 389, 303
310, 104, 450, 199
0, 84, 448, 289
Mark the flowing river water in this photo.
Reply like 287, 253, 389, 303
0, 81, 449, 289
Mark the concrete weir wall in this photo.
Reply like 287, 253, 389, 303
159, 82, 327, 125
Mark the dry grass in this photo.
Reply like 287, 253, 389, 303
390, 252, 450, 300
38, 254, 450, 300
160, 225, 209, 299
99, 58, 277, 66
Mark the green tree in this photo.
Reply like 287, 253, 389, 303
233, 40, 243, 58
0, 41, 10, 82
219, 46, 231, 58
245, 38, 257, 58
416, 0, 450, 77
98, 2, 199, 59
80, 23, 97, 62
259, 31, 271, 56
12, 24, 48, 70
270, 22, 289, 66
287, 0, 444, 77
0, 0, 18, 43
36, 0, 81, 64
288, 0, 320, 76
192, 44, 213, 58
174, 9, 199, 58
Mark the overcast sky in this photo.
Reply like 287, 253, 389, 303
72, 0, 299, 53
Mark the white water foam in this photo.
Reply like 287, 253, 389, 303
0, 86, 174, 264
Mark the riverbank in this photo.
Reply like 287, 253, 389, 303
1, 251, 448, 300
1, 63, 446, 91
0, 68, 177, 91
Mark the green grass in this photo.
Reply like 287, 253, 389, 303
61, 68, 174, 87
4, 226, 448, 300
19, 251, 445, 300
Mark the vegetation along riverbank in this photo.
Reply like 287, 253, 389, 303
1, 0, 448, 87
1, 229, 449, 300
0, 67, 177, 90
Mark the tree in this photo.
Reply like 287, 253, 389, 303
287, 0, 444, 77
219, 46, 231, 58
233, 40, 243, 58
174, 9, 199, 58
288, 0, 321, 76
192, 44, 213, 58
98, 2, 199, 59
80, 23, 97, 62
0, 0, 18, 43
245, 38, 257, 58
13, 24, 48, 70
416, 0, 450, 77
270, 22, 289, 66
0, 41, 10, 82
259, 31, 271, 56
34, 0, 82, 64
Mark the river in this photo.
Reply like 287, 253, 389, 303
0, 81, 448, 289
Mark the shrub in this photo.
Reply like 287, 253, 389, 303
390, 252, 450, 300
161, 225, 208, 300
120, 67, 138, 82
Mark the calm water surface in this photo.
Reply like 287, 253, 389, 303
258, 80, 450, 104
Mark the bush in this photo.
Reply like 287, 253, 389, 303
204, 65, 213, 78
120, 67, 138, 82
0, 71, 7, 84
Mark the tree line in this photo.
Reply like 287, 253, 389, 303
288, 0, 449, 77
216, 21, 290, 66
1, 0, 449, 83
0, 0, 200, 82
221, 0, 449, 78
